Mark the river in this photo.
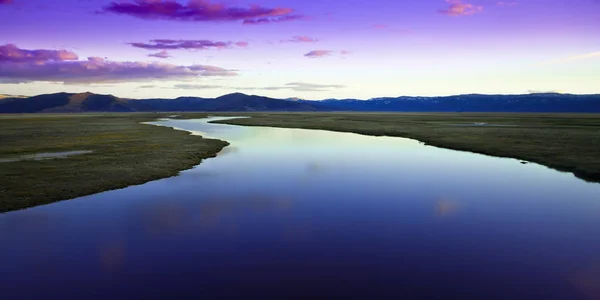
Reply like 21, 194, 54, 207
1, 117, 599, 299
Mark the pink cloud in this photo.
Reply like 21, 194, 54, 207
304, 50, 333, 58
0, 44, 78, 63
129, 39, 247, 50
439, 0, 483, 16
235, 41, 249, 47
148, 50, 171, 59
0, 44, 237, 84
281, 36, 318, 43
340, 50, 352, 55
102, 0, 302, 25
497, 1, 518, 6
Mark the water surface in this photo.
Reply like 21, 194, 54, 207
1, 117, 600, 300
0, 150, 93, 163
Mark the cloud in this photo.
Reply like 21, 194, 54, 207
0, 44, 78, 63
102, 0, 302, 25
304, 50, 334, 58
173, 83, 225, 89
497, 1, 518, 6
138, 84, 157, 89
148, 50, 171, 59
439, 0, 483, 16
129, 39, 247, 51
282, 82, 345, 92
0, 44, 237, 84
281, 36, 318, 43
539, 51, 600, 65
340, 50, 352, 55
242, 14, 305, 25
170, 82, 346, 92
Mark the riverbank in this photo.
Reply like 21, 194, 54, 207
2, 112, 598, 213
212, 112, 600, 183
0, 113, 229, 213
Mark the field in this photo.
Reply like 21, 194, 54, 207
0, 113, 228, 213
213, 112, 600, 183
1, 112, 599, 213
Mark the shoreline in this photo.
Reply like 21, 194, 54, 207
2, 112, 598, 213
212, 113, 600, 184
0, 114, 229, 213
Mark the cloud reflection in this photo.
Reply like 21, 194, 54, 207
571, 261, 600, 300
100, 240, 126, 272
132, 195, 293, 237
435, 197, 459, 217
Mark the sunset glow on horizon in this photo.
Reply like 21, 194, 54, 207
1, 0, 599, 99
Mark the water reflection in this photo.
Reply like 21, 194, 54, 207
100, 240, 126, 272
1, 117, 600, 299
435, 197, 460, 217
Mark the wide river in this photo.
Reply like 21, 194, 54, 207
2, 117, 600, 299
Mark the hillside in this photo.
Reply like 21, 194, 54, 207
0, 92, 335, 113
307, 93, 600, 113
0, 92, 152, 113
1, 92, 600, 113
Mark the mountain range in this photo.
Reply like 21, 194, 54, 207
1, 92, 599, 113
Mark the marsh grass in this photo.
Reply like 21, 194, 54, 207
212, 112, 600, 183
2, 112, 598, 213
0, 113, 228, 213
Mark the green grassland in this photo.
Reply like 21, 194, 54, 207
213, 112, 600, 183
1, 112, 598, 213
0, 113, 228, 213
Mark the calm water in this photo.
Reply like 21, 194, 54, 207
2, 117, 600, 299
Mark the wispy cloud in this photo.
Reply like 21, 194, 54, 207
281, 36, 318, 43
497, 1, 518, 6
0, 44, 237, 84
129, 39, 247, 51
138, 84, 157, 89
170, 82, 345, 92
371, 24, 411, 34
173, 84, 224, 89
539, 51, 600, 65
304, 50, 351, 58
102, 0, 303, 25
279, 82, 346, 92
304, 50, 334, 58
439, 0, 483, 16
148, 50, 171, 59
242, 14, 305, 25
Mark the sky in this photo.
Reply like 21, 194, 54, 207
0, 0, 599, 99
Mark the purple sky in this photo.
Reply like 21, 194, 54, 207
0, 0, 599, 99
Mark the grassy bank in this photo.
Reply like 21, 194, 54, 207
2, 112, 598, 212
213, 112, 600, 183
0, 113, 228, 213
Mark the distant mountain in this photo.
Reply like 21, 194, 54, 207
0, 92, 335, 113
1, 92, 599, 113
0, 92, 154, 113
302, 93, 600, 113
